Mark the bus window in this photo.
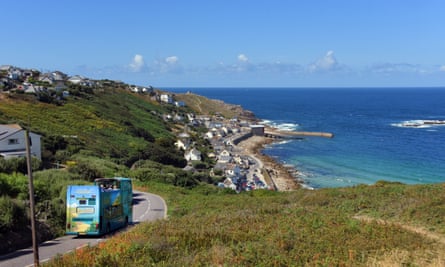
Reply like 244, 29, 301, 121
88, 198, 96, 205
79, 199, 87, 205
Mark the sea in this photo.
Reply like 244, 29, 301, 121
170, 88, 445, 189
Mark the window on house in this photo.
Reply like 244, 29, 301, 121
8, 139, 19, 145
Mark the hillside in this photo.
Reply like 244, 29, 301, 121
0, 70, 267, 255
0, 86, 185, 168
174, 92, 256, 120
0, 80, 217, 254
48, 181, 445, 266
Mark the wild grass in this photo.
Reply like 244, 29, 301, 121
175, 93, 246, 118
0, 88, 193, 172
46, 181, 445, 266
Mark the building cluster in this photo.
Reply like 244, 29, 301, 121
175, 113, 268, 192
1, 65, 90, 97
0, 65, 156, 100
1, 66, 270, 192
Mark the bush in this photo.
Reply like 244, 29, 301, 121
0, 196, 27, 232
67, 155, 123, 181
192, 172, 214, 184
0, 176, 11, 196
0, 173, 28, 199
0, 157, 41, 174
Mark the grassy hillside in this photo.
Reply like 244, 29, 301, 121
48, 181, 445, 266
0, 87, 182, 167
0, 86, 195, 253
174, 92, 256, 120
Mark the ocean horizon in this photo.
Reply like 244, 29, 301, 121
170, 87, 445, 189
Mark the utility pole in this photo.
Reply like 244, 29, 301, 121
25, 129, 39, 266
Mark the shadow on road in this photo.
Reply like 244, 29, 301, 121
132, 192, 146, 205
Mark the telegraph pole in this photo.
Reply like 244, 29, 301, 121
25, 129, 39, 266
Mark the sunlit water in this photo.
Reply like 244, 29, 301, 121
170, 88, 445, 188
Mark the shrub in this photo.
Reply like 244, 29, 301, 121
0, 173, 28, 198
0, 157, 41, 174
0, 175, 11, 196
67, 155, 122, 181
0, 196, 27, 232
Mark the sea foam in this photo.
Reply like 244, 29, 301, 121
391, 119, 445, 128
260, 120, 299, 131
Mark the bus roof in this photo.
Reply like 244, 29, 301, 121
94, 177, 131, 183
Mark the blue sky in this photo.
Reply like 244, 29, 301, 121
2, 0, 445, 88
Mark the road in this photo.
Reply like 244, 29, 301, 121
0, 191, 166, 267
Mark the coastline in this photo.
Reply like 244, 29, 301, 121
236, 133, 301, 191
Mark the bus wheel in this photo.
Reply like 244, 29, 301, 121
106, 223, 111, 234
125, 216, 129, 226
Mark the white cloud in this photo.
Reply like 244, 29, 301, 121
129, 54, 145, 72
238, 54, 249, 62
165, 56, 179, 64
370, 63, 423, 74
309, 50, 338, 72
149, 56, 182, 74
440, 65, 445, 72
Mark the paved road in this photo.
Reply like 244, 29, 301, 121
0, 191, 166, 267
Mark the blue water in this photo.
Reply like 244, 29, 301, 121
170, 88, 445, 188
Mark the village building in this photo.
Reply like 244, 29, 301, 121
250, 124, 265, 136
175, 132, 191, 151
217, 149, 232, 164
184, 147, 202, 161
174, 101, 185, 107
160, 94, 173, 104
0, 124, 41, 160
224, 163, 241, 178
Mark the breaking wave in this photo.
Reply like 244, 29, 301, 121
260, 120, 299, 131
391, 119, 445, 128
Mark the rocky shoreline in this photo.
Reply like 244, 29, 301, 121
216, 102, 304, 191
236, 133, 301, 191
178, 91, 306, 191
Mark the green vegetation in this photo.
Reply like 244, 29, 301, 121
1, 83, 444, 265
175, 93, 254, 119
0, 170, 86, 252
0, 86, 184, 168
0, 86, 194, 253
47, 181, 445, 266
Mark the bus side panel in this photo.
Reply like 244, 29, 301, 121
121, 180, 133, 224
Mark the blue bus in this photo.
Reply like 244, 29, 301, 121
66, 177, 133, 236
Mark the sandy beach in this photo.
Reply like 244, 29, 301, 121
236, 135, 301, 191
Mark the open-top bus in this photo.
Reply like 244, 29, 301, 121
66, 177, 133, 236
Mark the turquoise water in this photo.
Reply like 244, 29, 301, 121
171, 88, 445, 188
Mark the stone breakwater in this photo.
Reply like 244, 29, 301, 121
236, 126, 334, 191
265, 130, 334, 139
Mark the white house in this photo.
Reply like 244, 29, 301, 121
217, 150, 232, 163
184, 148, 202, 161
67, 75, 85, 84
51, 71, 67, 81
205, 131, 214, 139
142, 87, 153, 94
24, 84, 45, 94
174, 101, 185, 107
175, 133, 191, 151
160, 94, 173, 104
225, 163, 241, 177
39, 75, 54, 85
129, 86, 141, 93
0, 124, 41, 160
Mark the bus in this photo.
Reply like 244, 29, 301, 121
66, 177, 133, 236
